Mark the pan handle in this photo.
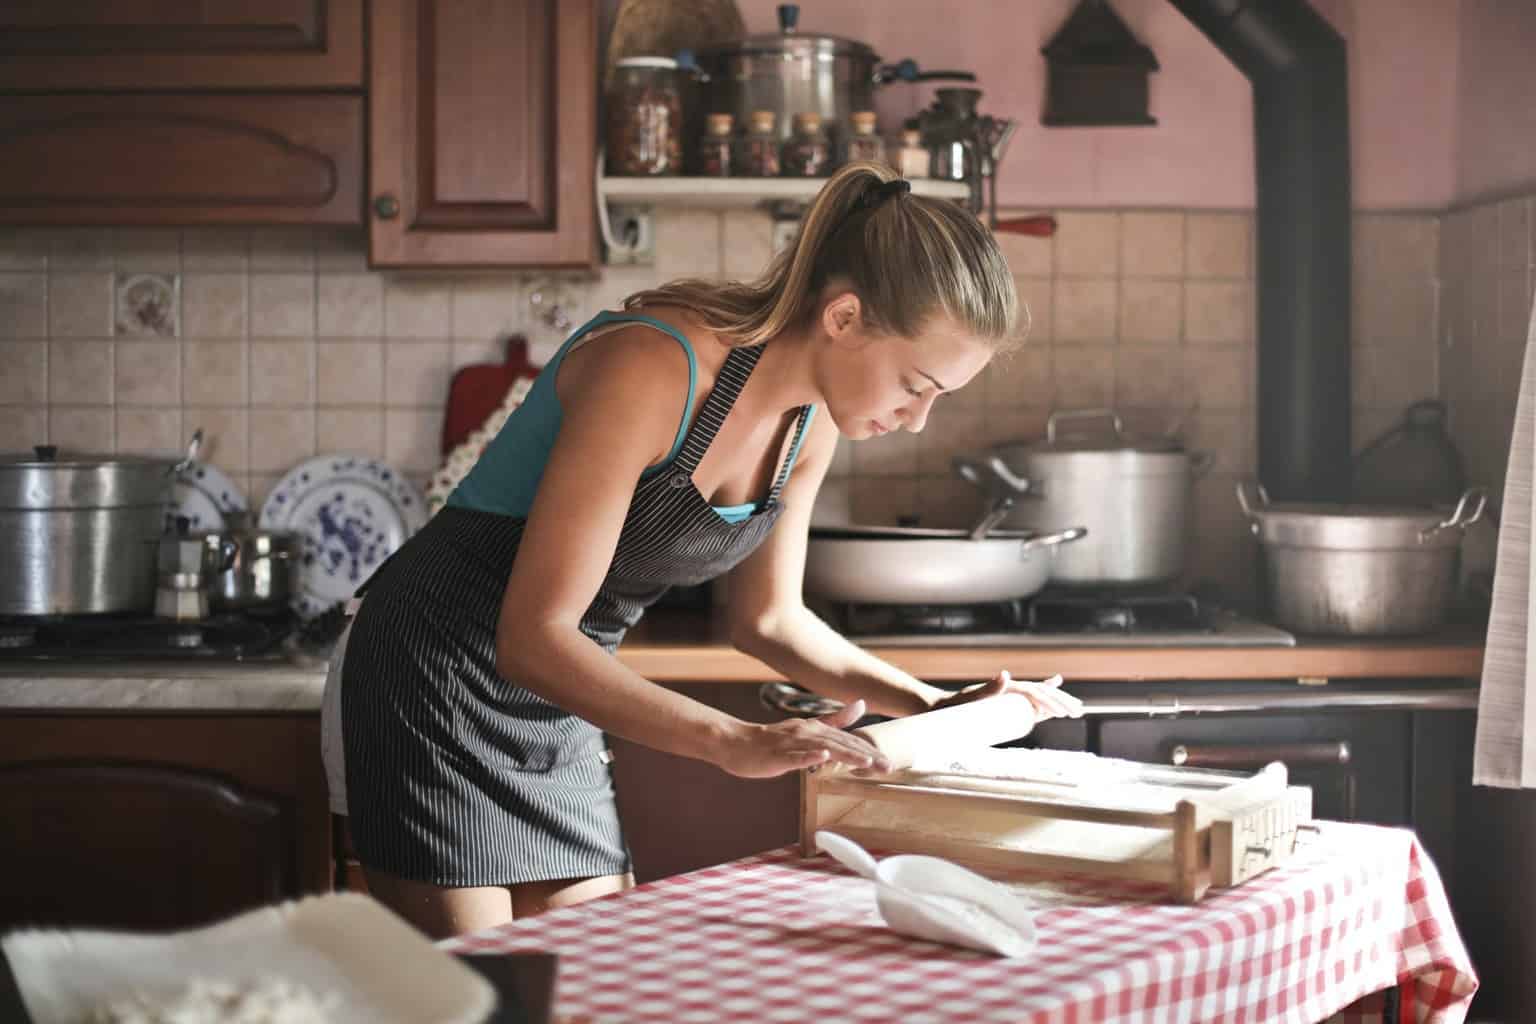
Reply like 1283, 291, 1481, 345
760, 681, 845, 718
1018, 526, 1087, 552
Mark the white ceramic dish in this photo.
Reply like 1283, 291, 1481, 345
1, 892, 495, 1024
169, 459, 248, 532
258, 455, 427, 618
816, 830, 1038, 958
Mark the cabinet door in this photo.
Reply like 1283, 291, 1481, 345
368, 0, 597, 268
0, 0, 363, 90
0, 716, 331, 931
0, 95, 364, 226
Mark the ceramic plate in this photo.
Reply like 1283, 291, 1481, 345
258, 455, 427, 619
168, 460, 248, 532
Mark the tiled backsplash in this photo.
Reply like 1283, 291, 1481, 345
0, 208, 1441, 598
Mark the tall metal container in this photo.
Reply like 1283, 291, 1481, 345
0, 447, 176, 615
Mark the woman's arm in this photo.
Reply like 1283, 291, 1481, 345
494, 328, 890, 778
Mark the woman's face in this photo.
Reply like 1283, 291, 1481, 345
814, 296, 994, 440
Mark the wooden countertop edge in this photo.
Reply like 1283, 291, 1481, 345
615, 644, 1485, 682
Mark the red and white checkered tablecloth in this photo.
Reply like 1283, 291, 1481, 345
442, 821, 1476, 1024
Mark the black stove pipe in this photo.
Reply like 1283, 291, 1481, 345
1168, 0, 1352, 501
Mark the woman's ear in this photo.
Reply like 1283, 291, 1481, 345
821, 292, 863, 341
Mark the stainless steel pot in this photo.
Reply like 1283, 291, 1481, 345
1237, 482, 1487, 636
985, 409, 1211, 586
695, 4, 975, 152
200, 528, 299, 614
804, 525, 1086, 604
0, 445, 179, 615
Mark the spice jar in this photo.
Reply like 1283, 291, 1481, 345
845, 111, 886, 166
782, 112, 831, 177
697, 113, 734, 177
606, 57, 684, 176
896, 129, 929, 178
736, 110, 781, 177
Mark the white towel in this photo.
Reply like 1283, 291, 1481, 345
1474, 288, 1536, 788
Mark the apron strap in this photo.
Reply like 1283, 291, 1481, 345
668, 344, 764, 474
765, 405, 816, 505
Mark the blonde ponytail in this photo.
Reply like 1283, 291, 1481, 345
623, 162, 1020, 351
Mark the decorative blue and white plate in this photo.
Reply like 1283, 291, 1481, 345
168, 460, 248, 532
257, 455, 428, 619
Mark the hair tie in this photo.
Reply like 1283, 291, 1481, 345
855, 178, 911, 212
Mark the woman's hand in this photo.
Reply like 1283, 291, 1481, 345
929, 671, 1085, 722
715, 699, 894, 779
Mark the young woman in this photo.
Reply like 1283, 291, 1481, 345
321, 162, 1082, 938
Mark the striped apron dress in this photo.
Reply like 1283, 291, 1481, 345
334, 320, 813, 887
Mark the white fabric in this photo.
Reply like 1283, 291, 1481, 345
319, 620, 352, 814
1474, 290, 1536, 788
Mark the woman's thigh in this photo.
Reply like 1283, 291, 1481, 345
363, 867, 514, 940
510, 872, 635, 918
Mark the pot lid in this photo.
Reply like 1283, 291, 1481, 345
698, 4, 876, 61
0, 445, 178, 470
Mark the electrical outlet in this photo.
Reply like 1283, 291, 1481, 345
771, 218, 800, 254
604, 205, 654, 266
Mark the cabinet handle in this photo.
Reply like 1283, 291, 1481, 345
373, 194, 401, 219
1170, 741, 1351, 768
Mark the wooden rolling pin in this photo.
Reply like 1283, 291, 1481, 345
849, 692, 1041, 773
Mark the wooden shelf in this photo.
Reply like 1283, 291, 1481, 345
599, 175, 971, 209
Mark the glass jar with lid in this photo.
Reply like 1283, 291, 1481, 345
896, 128, 930, 178
605, 56, 685, 176
845, 111, 886, 166
735, 110, 782, 177
697, 113, 735, 177
781, 112, 832, 177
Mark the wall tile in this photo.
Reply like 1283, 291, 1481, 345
314, 228, 368, 273
1183, 344, 1249, 411
985, 407, 1051, 446
249, 407, 315, 473
250, 274, 315, 337
1053, 212, 1119, 276
451, 335, 506, 371
653, 210, 721, 276
185, 406, 248, 474
1355, 271, 1437, 346
385, 408, 442, 474
384, 277, 452, 338
1115, 346, 1183, 410
251, 339, 315, 406
249, 227, 315, 272
183, 340, 247, 406
1357, 214, 1441, 284
994, 213, 1054, 277
114, 340, 181, 406
0, 407, 47, 450
1052, 278, 1117, 342
1185, 409, 1255, 476
384, 341, 451, 407
317, 340, 384, 405
181, 229, 250, 272
1183, 280, 1251, 343
916, 410, 987, 476
49, 340, 112, 405
49, 273, 114, 338
0, 341, 47, 404
1013, 276, 1051, 346
317, 274, 384, 337
1185, 213, 1252, 278
49, 406, 114, 451
1120, 211, 1184, 278
1052, 345, 1114, 409
181, 274, 247, 339
722, 210, 774, 279
1498, 198, 1532, 274
49, 229, 113, 270
850, 475, 917, 525
1119, 279, 1182, 344
0, 273, 46, 337
113, 229, 181, 273
985, 346, 1052, 411
916, 476, 984, 530
850, 428, 919, 476
1500, 271, 1535, 345
317, 408, 386, 458
0, 229, 49, 270
451, 276, 525, 339
116, 407, 183, 454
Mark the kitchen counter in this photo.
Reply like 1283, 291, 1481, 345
0, 612, 1486, 711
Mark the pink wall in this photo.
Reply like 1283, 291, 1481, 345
1455, 0, 1536, 203
724, 0, 1464, 210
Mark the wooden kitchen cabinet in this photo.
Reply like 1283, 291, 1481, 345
0, 714, 332, 932
0, 95, 364, 226
0, 1, 364, 91
367, 0, 598, 269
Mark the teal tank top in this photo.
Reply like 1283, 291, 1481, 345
447, 311, 815, 523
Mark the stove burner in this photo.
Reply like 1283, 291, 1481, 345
0, 612, 293, 661
842, 601, 1024, 636
836, 589, 1218, 637
0, 624, 37, 649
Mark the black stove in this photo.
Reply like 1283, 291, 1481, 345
0, 611, 301, 661
832, 588, 1296, 648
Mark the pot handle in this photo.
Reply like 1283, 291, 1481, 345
1018, 526, 1088, 553
1234, 479, 1272, 520
1047, 408, 1123, 445
952, 453, 1035, 498
760, 681, 844, 719
1419, 487, 1488, 542
1190, 451, 1216, 477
